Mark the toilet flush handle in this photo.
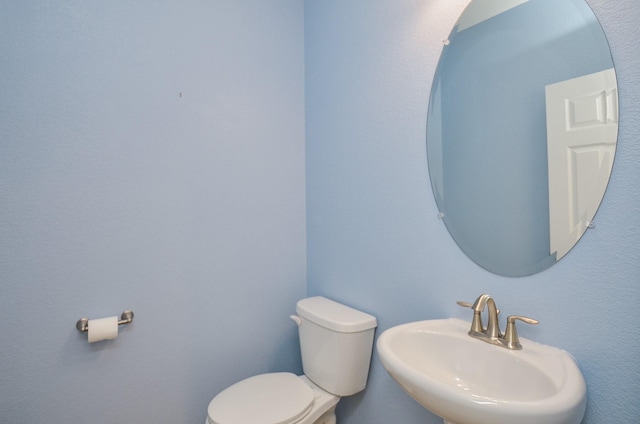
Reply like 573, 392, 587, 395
290, 315, 302, 326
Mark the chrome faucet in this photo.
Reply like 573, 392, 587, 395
457, 294, 538, 350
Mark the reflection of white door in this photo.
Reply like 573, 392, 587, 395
545, 68, 617, 259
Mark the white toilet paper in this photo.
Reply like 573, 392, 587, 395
88, 316, 119, 343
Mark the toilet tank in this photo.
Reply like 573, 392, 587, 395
294, 296, 377, 397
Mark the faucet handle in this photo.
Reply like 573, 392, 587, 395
457, 300, 501, 335
457, 300, 484, 334
508, 315, 539, 325
457, 300, 499, 315
504, 315, 539, 350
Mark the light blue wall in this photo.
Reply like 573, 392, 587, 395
0, 1, 305, 423
306, 0, 640, 423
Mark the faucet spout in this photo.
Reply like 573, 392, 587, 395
471, 294, 501, 339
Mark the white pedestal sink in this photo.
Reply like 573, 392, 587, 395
377, 318, 586, 424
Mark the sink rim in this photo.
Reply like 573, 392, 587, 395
377, 318, 587, 424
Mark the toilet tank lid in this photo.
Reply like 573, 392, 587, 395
296, 297, 377, 333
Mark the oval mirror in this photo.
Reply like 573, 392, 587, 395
427, 0, 618, 277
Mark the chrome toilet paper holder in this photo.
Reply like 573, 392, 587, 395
76, 310, 135, 333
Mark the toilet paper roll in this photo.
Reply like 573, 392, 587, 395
88, 316, 119, 343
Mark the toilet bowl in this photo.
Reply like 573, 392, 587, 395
206, 373, 339, 424
205, 297, 377, 424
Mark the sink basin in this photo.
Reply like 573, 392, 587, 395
377, 318, 586, 424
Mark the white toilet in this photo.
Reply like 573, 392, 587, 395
206, 296, 377, 424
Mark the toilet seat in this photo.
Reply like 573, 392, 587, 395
207, 372, 315, 424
